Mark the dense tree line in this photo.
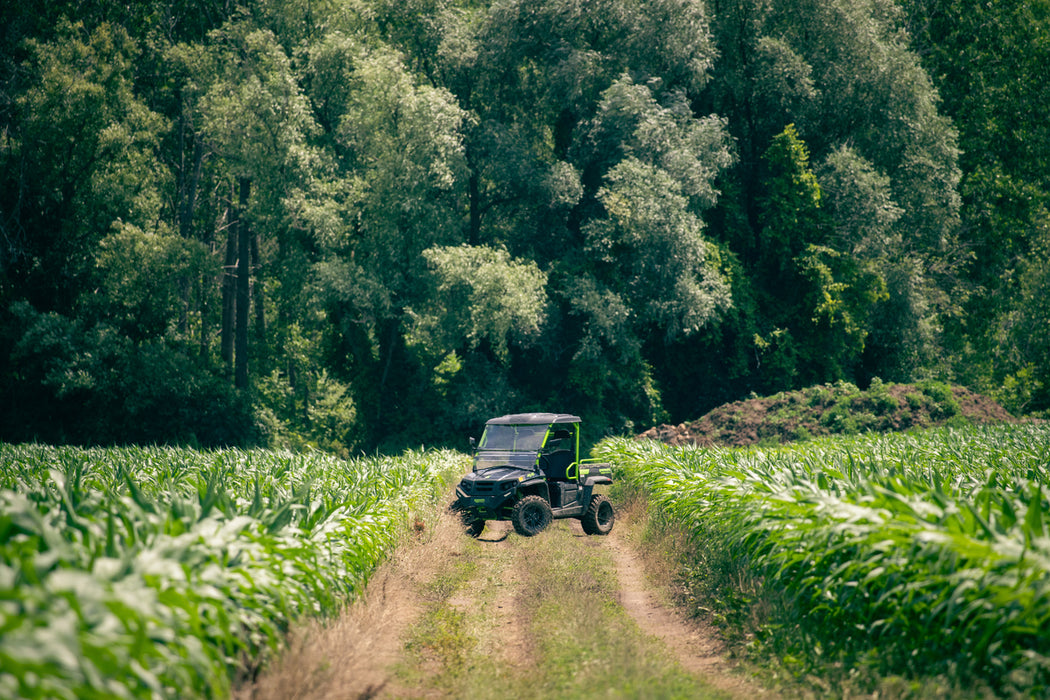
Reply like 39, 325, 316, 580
1, 0, 1046, 452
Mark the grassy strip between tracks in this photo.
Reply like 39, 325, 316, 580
397, 519, 731, 699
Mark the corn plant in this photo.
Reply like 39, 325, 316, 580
0, 444, 467, 699
597, 424, 1050, 694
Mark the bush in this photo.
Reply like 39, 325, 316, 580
0, 303, 256, 447
917, 379, 960, 419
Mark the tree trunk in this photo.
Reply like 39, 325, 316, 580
220, 201, 236, 374
250, 230, 265, 342
177, 115, 205, 338
235, 177, 251, 390
468, 148, 481, 246
199, 270, 210, 360
374, 317, 400, 428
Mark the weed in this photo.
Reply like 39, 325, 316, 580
410, 606, 474, 673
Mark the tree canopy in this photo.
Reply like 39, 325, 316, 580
1, 0, 1046, 452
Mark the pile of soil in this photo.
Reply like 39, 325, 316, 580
638, 381, 1015, 447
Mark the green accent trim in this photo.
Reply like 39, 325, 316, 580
566, 462, 579, 481
536, 425, 554, 468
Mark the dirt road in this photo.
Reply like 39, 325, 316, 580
236, 504, 772, 699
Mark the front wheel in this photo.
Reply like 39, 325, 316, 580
450, 502, 485, 537
511, 495, 552, 537
581, 494, 615, 535
464, 517, 485, 538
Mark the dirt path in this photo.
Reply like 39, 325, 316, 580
236, 507, 772, 700
606, 525, 765, 699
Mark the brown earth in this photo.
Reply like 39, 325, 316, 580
638, 382, 1015, 447
607, 527, 760, 698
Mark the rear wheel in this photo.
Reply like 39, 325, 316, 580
581, 494, 614, 535
511, 495, 552, 537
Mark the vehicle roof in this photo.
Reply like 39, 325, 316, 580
485, 412, 581, 426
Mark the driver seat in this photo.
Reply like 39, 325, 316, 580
540, 449, 575, 481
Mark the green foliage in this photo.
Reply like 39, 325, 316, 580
599, 424, 1050, 694
753, 126, 890, 384
817, 145, 903, 259
1, 0, 1042, 450
993, 220, 1050, 414
254, 368, 361, 457
901, 0, 1050, 409
584, 158, 731, 337
195, 21, 319, 183
2, 19, 169, 309
557, 75, 734, 428
407, 244, 548, 362
914, 379, 961, 420
795, 244, 887, 380
758, 124, 823, 267
0, 443, 465, 698
1, 303, 256, 447
91, 225, 215, 340
709, 0, 963, 388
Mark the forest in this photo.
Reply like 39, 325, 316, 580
1, 0, 1048, 453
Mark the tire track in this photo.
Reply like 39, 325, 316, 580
605, 526, 771, 699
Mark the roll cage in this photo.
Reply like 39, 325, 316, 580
471, 413, 581, 474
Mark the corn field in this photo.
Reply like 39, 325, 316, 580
597, 423, 1050, 694
0, 444, 466, 699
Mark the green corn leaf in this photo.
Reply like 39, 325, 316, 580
1024, 484, 1045, 546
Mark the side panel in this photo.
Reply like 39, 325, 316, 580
550, 482, 592, 519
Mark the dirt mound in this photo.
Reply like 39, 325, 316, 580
638, 380, 1015, 447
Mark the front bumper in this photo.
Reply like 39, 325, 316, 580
455, 478, 516, 519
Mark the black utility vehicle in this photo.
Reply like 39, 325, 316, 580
452, 413, 615, 537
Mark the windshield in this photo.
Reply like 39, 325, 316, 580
478, 424, 548, 452
473, 451, 539, 471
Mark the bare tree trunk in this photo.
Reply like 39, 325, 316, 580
235, 177, 251, 390
199, 270, 210, 359
375, 318, 399, 427
250, 230, 265, 342
220, 201, 236, 374
177, 135, 205, 337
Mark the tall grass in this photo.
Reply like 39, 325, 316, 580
0, 444, 466, 699
597, 424, 1050, 694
